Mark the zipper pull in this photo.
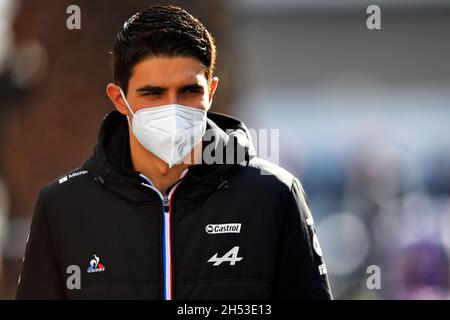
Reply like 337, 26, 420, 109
163, 194, 169, 212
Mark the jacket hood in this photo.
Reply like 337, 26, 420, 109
83, 110, 256, 203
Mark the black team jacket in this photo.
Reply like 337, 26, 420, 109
16, 110, 333, 300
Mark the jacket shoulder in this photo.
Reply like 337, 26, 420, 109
246, 156, 296, 190
41, 166, 91, 198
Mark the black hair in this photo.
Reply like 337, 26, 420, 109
113, 5, 216, 95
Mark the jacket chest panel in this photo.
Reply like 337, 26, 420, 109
171, 195, 280, 288
55, 200, 164, 293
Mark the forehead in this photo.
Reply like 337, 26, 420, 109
130, 56, 208, 87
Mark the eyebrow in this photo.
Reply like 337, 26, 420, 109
135, 83, 204, 95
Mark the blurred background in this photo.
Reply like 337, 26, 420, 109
0, 0, 449, 299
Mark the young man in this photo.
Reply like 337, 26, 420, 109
16, 5, 332, 300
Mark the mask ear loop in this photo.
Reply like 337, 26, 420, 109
118, 86, 135, 127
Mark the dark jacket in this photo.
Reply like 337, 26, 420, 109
16, 110, 333, 300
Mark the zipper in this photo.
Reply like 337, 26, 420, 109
162, 192, 172, 300
139, 170, 188, 300
163, 194, 169, 211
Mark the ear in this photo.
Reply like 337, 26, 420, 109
106, 83, 129, 116
207, 76, 219, 111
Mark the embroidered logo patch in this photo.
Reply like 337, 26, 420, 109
87, 254, 105, 273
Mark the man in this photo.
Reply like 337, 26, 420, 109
16, 5, 332, 300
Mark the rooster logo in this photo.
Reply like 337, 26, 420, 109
87, 254, 105, 273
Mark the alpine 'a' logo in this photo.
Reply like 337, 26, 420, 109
207, 246, 243, 266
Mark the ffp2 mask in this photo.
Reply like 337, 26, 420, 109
119, 87, 207, 168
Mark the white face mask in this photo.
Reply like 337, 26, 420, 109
119, 87, 207, 168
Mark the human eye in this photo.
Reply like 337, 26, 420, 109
182, 85, 203, 95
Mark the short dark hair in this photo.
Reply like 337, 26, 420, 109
113, 5, 217, 95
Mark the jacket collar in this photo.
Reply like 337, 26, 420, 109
83, 109, 255, 203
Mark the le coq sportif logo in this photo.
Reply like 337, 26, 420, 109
87, 254, 105, 273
